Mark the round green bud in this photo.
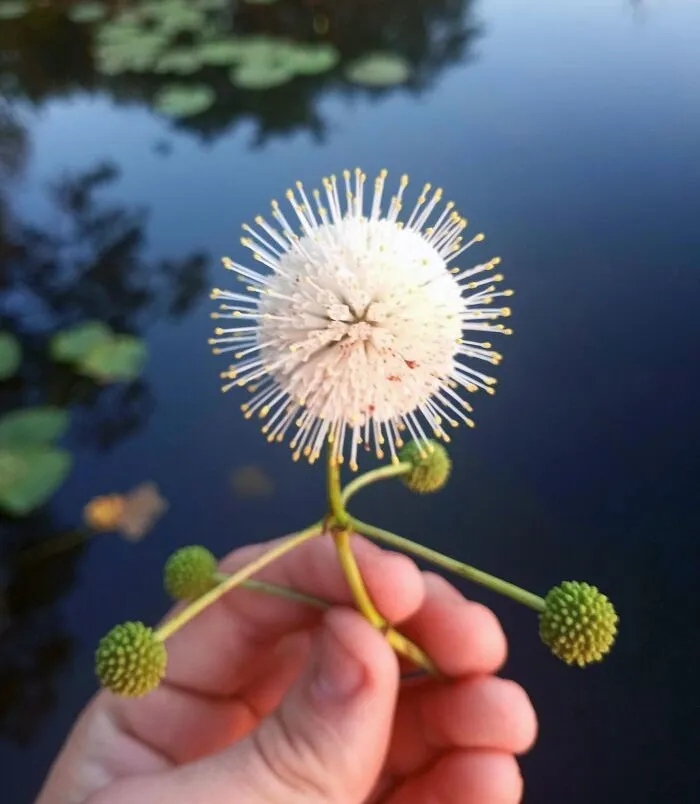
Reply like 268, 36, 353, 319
164, 545, 217, 600
539, 581, 618, 668
95, 621, 167, 697
398, 440, 452, 493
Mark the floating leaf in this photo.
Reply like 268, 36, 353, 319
287, 43, 340, 75
243, 0, 281, 4
79, 336, 147, 382
144, 3, 205, 33
68, 3, 106, 23
50, 321, 113, 364
0, 1, 27, 20
0, 407, 69, 448
344, 52, 411, 87
0, 332, 21, 380
230, 60, 295, 90
119, 482, 169, 541
96, 33, 167, 74
0, 447, 73, 516
198, 38, 251, 66
231, 465, 274, 499
154, 83, 215, 117
155, 48, 203, 75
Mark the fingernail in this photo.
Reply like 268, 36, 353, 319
311, 618, 366, 704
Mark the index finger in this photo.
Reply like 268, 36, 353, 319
156, 531, 426, 697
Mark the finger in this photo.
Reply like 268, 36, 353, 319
397, 572, 508, 676
388, 676, 537, 778
159, 533, 424, 696
384, 750, 524, 804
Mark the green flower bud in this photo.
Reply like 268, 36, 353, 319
539, 581, 618, 668
398, 440, 451, 493
164, 545, 217, 600
95, 621, 167, 697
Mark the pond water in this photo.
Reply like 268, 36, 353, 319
1, 0, 699, 801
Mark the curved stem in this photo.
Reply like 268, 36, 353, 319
341, 461, 411, 507
326, 447, 438, 675
156, 521, 323, 641
351, 517, 546, 613
333, 529, 386, 629
213, 574, 329, 611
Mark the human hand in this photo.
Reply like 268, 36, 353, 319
36, 533, 537, 803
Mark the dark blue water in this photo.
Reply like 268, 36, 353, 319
2, 1, 699, 801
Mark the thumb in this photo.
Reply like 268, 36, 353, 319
197, 608, 399, 803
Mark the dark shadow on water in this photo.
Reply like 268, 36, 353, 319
0, 515, 85, 746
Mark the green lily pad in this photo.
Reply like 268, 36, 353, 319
144, 3, 205, 34
287, 43, 340, 75
230, 60, 295, 90
0, 1, 27, 20
0, 407, 69, 447
156, 48, 203, 75
197, 38, 251, 66
154, 83, 215, 117
79, 335, 147, 382
344, 52, 411, 87
0, 446, 73, 516
96, 32, 167, 74
68, 3, 106, 23
0, 332, 21, 380
50, 320, 113, 363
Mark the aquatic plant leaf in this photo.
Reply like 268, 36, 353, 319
0, 332, 21, 379
144, 3, 205, 34
155, 48, 203, 75
79, 336, 147, 382
96, 33, 167, 74
0, 1, 27, 20
231, 465, 274, 499
344, 52, 411, 87
197, 38, 251, 66
119, 482, 169, 541
154, 83, 215, 117
243, 0, 281, 5
50, 320, 113, 363
230, 60, 295, 90
0, 447, 73, 516
68, 3, 106, 23
0, 407, 69, 447
287, 43, 340, 75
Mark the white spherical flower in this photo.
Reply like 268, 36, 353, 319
210, 169, 513, 470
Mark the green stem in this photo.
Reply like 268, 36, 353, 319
213, 574, 329, 611
350, 517, 545, 613
156, 521, 323, 641
326, 449, 349, 527
341, 461, 411, 507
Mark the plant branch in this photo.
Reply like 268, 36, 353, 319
156, 521, 323, 641
350, 517, 546, 613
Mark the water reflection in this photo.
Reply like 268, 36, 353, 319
0, 515, 82, 745
0, 115, 209, 742
0, 0, 481, 147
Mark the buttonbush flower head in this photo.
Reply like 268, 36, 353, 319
210, 169, 512, 469
95, 621, 167, 697
539, 581, 619, 668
